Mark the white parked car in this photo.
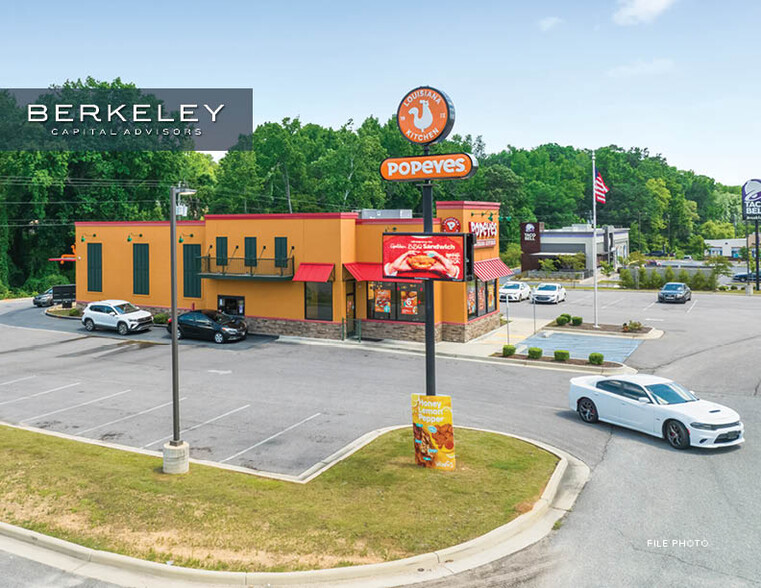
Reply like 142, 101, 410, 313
82, 300, 153, 335
499, 281, 531, 302
531, 283, 567, 304
569, 375, 744, 450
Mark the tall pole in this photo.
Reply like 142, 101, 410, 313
592, 152, 599, 328
505, 296, 511, 346
422, 146, 436, 396
754, 219, 759, 290
169, 186, 181, 445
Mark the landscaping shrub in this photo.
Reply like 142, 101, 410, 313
677, 269, 691, 285
588, 352, 604, 365
689, 271, 707, 291
153, 312, 169, 325
554, 350, 570, 362
626, 320, 642, 332
619, 268, 635, 289
67, 308, 82, 317
663, 266, 676, 283
571, 316, 582, 326
645, 269, 664, 289
502, 345, 516, 357
555, 315, 570, 326
560, 313, 571, 321
528, 347, 543, 360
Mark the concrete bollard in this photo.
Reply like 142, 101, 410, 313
162, 441, 190, 474
746, 284, 753, 296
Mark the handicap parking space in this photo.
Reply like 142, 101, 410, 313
517, 332, 642, 363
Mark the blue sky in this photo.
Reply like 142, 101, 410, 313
2, 0, 759, 185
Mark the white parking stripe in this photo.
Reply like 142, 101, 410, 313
687, 300, 698, 314
22, 389, 130, 423
220, 412, 321, 463
142, 404, 251, 449
0, 375, 36, 387
78, 397, 186, 436
0, 382, 80, 406
643, 302, 655, 310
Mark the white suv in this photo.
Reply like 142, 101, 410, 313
82, 300, 153, 335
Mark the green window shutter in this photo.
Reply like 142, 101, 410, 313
244, 237, 257, 267
183, 244, 201, 298
87, 243, 102, 292
133, 243, 150, 295
216, 236, 228, 266
275, 237, 288, 268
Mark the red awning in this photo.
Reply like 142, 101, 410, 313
292, 263, 335, 282
344, 262, 420, 283
474, 258, 514, 282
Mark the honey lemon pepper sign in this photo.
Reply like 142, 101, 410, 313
380, 153, 478, 182
411, 394, 455, 471
397, 86, 455, 145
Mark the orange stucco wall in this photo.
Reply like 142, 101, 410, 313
75, 202, 503, 328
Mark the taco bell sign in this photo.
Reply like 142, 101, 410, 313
742, 179, 761, 221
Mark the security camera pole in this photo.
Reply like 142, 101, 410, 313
163, 184, 196, 475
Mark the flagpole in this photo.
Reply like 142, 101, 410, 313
592, 151, 599, 328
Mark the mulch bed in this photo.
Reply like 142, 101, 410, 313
547, 323, 652, 334
491, 353, 619, 368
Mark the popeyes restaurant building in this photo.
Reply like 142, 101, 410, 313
75, 200, 512, 343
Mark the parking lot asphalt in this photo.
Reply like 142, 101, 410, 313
1, 291, 760, 587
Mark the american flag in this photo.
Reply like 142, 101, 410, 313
594, 171, 609, 204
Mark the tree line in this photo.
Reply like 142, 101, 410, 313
0, 80, 744, 296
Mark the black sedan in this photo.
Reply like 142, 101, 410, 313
733, 271, 759, 282
166, 310, 247, 343
657, 282, 691, 303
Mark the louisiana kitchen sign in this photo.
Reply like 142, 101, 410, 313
380, 153, 478, 182
397, 86, 455, 145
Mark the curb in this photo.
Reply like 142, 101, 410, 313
44, 308, 81, 320
0, 430, 589, 587
541, 327, 664, 340
488, 356, 635, 375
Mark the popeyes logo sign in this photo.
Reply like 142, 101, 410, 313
397, 86, 455, 145
469, 221, 497, 248
380, 153, 477, 182
441, 217, 461, 232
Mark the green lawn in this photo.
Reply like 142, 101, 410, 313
0, 425, 557, 572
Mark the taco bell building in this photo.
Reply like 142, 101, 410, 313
74, 201, 513, 343
520, 222, 630, 271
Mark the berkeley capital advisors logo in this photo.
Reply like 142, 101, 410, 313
0, 87, 253, 152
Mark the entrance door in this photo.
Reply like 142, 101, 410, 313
218, 295, 245, 316
345, 280, 356, 337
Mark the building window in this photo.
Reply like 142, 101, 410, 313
305, 282, 333, 321
367, 281, 425, 322
132, 243, 150, 295
487, 280, 497, 313
244, 237, 257, 267
87, 243, 102, 292
467, 279, 497, 319
216, 236, 228, 266
183, 243, 201, 298
275, 237, 288, 268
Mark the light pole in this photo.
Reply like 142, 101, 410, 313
163, 184, 196, 475
505, 295, 511, 346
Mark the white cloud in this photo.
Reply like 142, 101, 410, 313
607, 58, 675, 78
538, 16, 562, 32
613, 0, 677, 25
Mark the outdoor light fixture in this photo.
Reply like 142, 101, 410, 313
178, 233, 194, 243
163, 184, 197, 476
80, 233, 96, 242
126, 233, 143, 242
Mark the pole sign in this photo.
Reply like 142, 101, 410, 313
742, 179, 761, 220
382, 232, 474, 281
397, 86, 455, 145
380, 153, 478, 182
411, 394, 455, 471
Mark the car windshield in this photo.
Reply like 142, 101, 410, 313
537, 285, 557, 291
113, 303, 139, 314
502, 283, 520, 290
663, 283, 682, 291
204, 311, 233, 324
646, 382, 698, 405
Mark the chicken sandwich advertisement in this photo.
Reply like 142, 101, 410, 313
382, 233, 473, 281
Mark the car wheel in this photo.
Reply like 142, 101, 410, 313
665, 420, 690, 450
84, 318, 95, 332
214, 332, 225, 344
117, 322, 129, 336
578, 398, 599, 423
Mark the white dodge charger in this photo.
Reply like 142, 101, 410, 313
569, 375, 744, 450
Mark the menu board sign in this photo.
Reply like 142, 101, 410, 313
411, 394, 455, 471
382, 232, 473, 281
